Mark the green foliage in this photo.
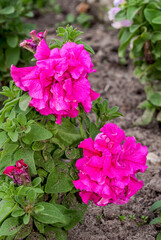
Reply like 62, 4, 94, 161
23, 0, 62, 14
115, 0, 161, 125
0, 0, 34, 81
50, 25, 95, 54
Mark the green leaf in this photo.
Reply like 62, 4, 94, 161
0, 217, 22, 237
137, 100, 153, 110
26, 189, 36, 203
152, 15, 161, 24
45, 169, 73, 193
17, 113, 27, 125
118, 29, 136, 58
8, 131, 18, 142
14, 148, 37, 175
7, 36, 19, 48
1, 143, 18, 158
115, 9, 126, 21
144, 8, 161, 30
127, 6, 141, 21
64, 204, 87, 230
149, 200, 161, 212
32, 141, 46, 151
23, 214, 30, 225
34, 220, 44, 233
57, 27, 66, 34
0, 154, 13, 174
135, 108, 155, 126
6, 47, 20, 68
33, 202, 67, 224
89, 122, 99, 140
34, 205, 44, 214
156, 232, 161, 240
149, 92, 161, 106
32, 177, 41, 187
66, 14, 75, 23
11, 209, 25, 217
34, 151, 55, 173
152, 32, 161, 43
22, 124, 52, 144
0, 6, 15, 15
150, 217, 161, 225
19, 94, 32, 111
76, 40, 95, 54
53, 119, 81, 146
0, 201, 16, 223
0, 131, 9, 148
65, 148, 80, 160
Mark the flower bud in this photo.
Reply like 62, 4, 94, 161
20, 30, 48, 53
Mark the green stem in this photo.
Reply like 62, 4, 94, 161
79, 118, 85, 139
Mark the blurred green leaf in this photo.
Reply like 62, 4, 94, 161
7, 36, 19, 48
0, 6, 15, 15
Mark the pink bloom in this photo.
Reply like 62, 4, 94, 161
20, 30, 47, 53
73, 123, 148, 206
3, 159, 31, 185
11, 41, 99, 124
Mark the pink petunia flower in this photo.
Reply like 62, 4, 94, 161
73, 123, 148, 206
11, 40, 100, 124
20, 30, 47, 53
3, 159, 31, 185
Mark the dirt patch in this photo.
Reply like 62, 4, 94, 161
25, 1, 161, 239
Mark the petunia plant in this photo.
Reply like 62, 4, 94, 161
108, 0, 161, 125
0, 25, 148, 240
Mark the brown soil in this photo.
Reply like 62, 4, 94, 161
26, 1, 161, 239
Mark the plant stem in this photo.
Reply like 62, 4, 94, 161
79, 118, 85, 139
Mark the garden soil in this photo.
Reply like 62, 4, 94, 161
26, 1, 161, 239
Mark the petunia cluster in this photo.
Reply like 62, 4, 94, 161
11, 38, 99, 124
73, 123, 148, 206
3, 159, 31, 185
108, 0, 133, 29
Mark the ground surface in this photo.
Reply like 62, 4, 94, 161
27, 1, 161, 239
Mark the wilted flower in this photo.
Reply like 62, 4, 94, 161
20, 30, 47, 53
73, 123, 148, 206
3, 159, 31, 185
11, 40, 99, 124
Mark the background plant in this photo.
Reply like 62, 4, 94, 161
23, 0, 61, 14
112, 0, 161, 125
0, 0, 35, 82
